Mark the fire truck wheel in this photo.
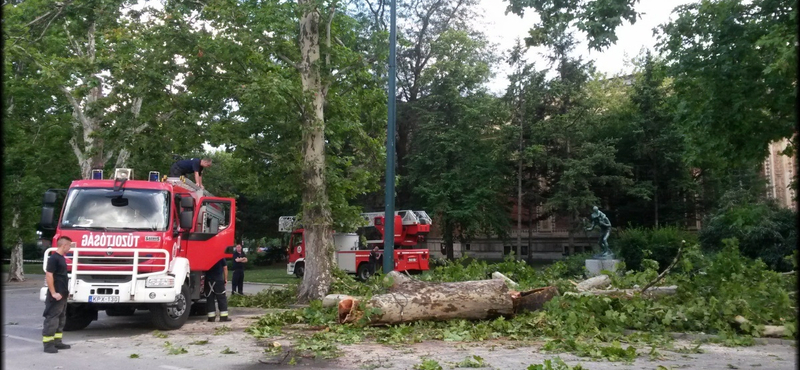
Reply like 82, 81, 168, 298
294, 262, 305, 278
63, 304, 96, 331
150, 284, 190, 330
357, 263, 372, 281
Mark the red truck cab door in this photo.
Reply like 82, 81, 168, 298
183, 197, 236, 271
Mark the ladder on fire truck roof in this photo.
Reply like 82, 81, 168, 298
360, 210, 432, 227
279, 211, 432, 233
164, 177, 215, 198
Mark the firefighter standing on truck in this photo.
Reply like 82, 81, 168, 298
42, 237, 73, 353
169, 157, 212, 188
205, 257, 230, 322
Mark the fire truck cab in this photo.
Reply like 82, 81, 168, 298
283, 211, 432, 280
38, 168, 236, 331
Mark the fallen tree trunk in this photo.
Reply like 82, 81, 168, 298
564, 286, 678, 298
322, 294, 357, 308
492, 272, 519, 289
513, 286, 560, 313
337, 271, 557, 325
575, 275, 610, 292
734, 315, 788, 338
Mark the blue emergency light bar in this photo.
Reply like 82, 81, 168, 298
91, 169, 103, 180
149, 171, 160, 182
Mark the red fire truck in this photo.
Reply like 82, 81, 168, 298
38, 168, 236, 331
283, 210, 433, 280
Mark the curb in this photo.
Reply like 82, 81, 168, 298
622, 329, 796, 346
244, 282, 291, 287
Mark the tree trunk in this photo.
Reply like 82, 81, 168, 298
7, 210, 26, 282
653, 166, 659, 228
296, 0, 334, 303
565, 286, 678, 298
567, 212, 576, 255
527, 201, 534, 263
516, 115, 523, 261
339, 271, 515, 325
443, 218, 455, 260
575, 274, 610, 292
338, 271, 558, 325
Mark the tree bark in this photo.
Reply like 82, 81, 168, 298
575, 274, 610, 292
339, 271, 515, 325
7, 210, 26, 282
337, 271, 558, 325
565, 286, 677, 298
443, 218, 454, 260
296, 0, 335, 303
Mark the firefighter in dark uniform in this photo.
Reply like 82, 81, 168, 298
205, 257, 230, 322
42, 236, 73, 353
368, 246, 382, 277
231, 244, 247, 295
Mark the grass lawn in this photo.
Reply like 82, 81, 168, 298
234, 264, 298, 285
2, 263, 45, 275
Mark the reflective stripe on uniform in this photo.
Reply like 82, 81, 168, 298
220, 311, 228, 317
54, 333, 63, 339
207, 312, 216, 317
43, 336, 54, 342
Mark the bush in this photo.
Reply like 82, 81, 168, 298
613, 227, 697, 271
699, 198, 796, 271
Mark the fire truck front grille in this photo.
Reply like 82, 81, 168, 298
85, 258, 136, 265
82, 275, 133, 283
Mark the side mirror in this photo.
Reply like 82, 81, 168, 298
180, 210, 194, 230
180, 196, 195, 209
40, 207, 55, 229
43, 191, 57, 205
40, 191, 58, 229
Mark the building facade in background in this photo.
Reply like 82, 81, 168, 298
763, 138, 796, 211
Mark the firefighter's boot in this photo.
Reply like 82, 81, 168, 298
53, 333, 70, 349
43, 341, 58, 354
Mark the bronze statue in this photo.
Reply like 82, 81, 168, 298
585, 206, 612, 259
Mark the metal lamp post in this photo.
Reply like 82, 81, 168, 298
383, 0, 398, 273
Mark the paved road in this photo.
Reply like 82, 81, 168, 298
4, 274, 796, 370
2, 273, 285, 370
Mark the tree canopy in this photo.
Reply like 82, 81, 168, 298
3, 0, 795, 282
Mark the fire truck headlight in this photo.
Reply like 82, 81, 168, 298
146, 276, 175, 288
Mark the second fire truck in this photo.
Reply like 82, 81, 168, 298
283, 211, 433, 280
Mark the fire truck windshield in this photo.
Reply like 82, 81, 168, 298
60, 188, 170, 231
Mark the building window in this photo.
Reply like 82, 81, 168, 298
464, 243, 470, 251
521, 245, 528, 256
503, 246, 512, 255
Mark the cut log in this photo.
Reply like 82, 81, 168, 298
337, 271, 558, 325
339, 272, 514, 325
322, 294, 358, 308
565, 286, 677, 298
491, 272, 519, 289
575, 275, 610, 292
734, 315, 788, 338
514, 286, 559, 313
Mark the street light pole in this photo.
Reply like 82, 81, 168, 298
383, 0, 397, 273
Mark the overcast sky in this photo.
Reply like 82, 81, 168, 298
476, 0, 699, 94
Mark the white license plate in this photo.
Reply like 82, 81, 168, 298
409, 258, 417, 262
89, 296, 119, 303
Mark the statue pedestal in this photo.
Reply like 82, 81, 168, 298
585, 259, 620, 277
